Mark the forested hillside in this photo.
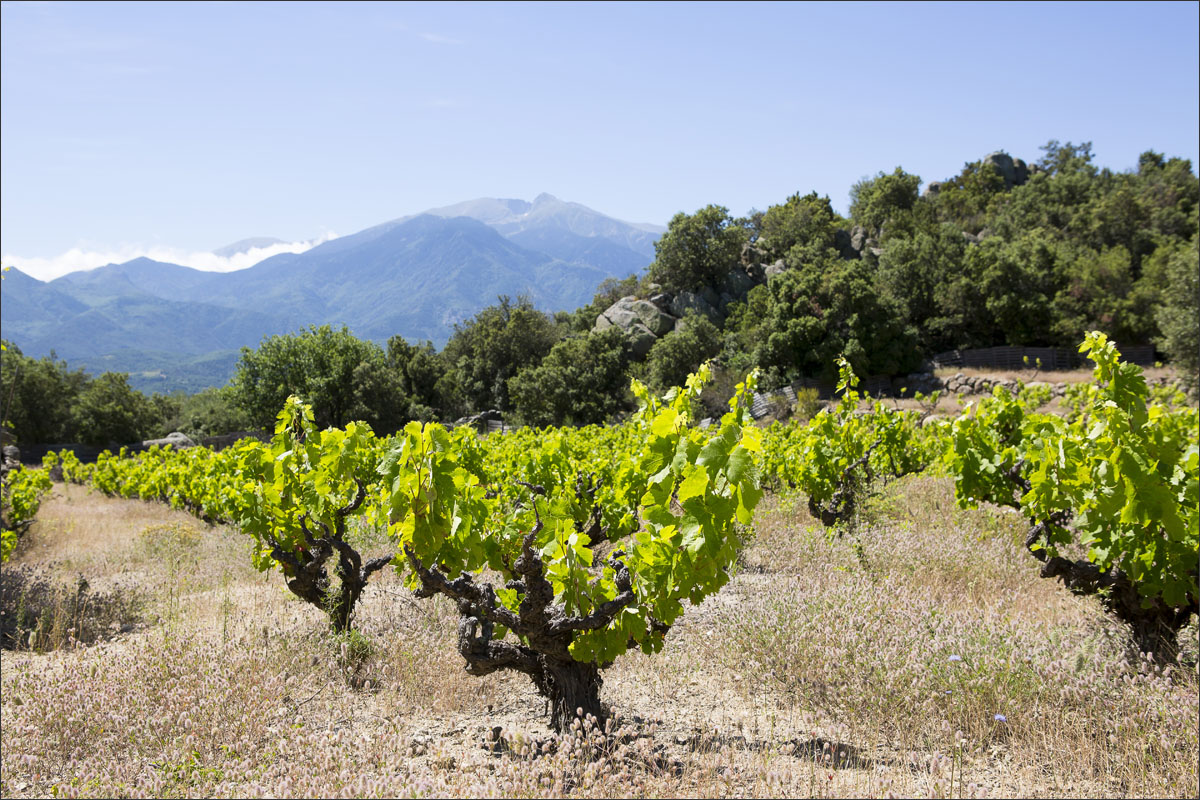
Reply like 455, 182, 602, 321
2, 141, 1196, 445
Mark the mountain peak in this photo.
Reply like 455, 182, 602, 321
212, 237, 287, 258
532, 192, 560, 206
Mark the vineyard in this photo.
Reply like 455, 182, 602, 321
1, 336, 1197, 798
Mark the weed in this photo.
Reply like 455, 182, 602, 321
793, 387, 824, 422
0, 564, 141, 650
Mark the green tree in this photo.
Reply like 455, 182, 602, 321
720, 283, 770, 374
1051, 244, 1160, 346
647, 205, 747, 292
0, 342, 88, 444
929, 158, 1009, 233
507, 328, 631, 427
71, 372, 160, 447
231, 325, 406, 431
644, 313, 722, 392
1156, 241, 1200, 392
348, 358, 410, 434
757, 192, 843, 263
876, 223, 970, 352
441, 296, 560, 414
159, 386, 253, 439
754, 254, 920, 383
1135, 152, 1199, 244
990, 142, 1101, 244
849, 167, 922, 235
962, 233, 1061, 347
386, 336, 448, 419
1036, 140, 1097, 177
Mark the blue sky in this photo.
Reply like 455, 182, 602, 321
2, 0, 1197, 279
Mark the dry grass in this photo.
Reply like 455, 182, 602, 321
1, 480, 1196, 798
932, 365, 1179, 386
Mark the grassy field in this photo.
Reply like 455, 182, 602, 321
1, 479, 1196, 798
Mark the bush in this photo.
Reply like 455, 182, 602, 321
508, 328, 631, 427
644, 314, 721, 393
793, 387, 823, 421
1156, 242, 1199, 394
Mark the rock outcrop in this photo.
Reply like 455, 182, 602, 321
981, 151, 1030, 189
669, 290, 725, 326
594, 296, 676, 337
142, 432, 196, 450
452, 409, 504, 433
1, 445, 20, 477
591, 264, 768, 360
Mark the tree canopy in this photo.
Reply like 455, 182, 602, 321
230, 325, 407, 431
440, 296, 561, 414
12, 138, 1198, 443
648, 205, 748, 292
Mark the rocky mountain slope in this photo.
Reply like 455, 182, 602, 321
1, 198, 665, 392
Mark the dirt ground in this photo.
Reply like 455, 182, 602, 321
1, 480, 1196, 798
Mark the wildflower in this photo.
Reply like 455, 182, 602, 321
994, 714, 1007, 723
948, 654, 962, 662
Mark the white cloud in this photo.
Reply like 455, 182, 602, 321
2, 232, 339, 282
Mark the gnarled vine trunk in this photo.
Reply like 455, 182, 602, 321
406, 487, 658, 732
261, 479, 392, 632
1022, 505, 1197, 664
808, 440, 879, 528
532, 656, 605, 731
1039, 551, 1196, 662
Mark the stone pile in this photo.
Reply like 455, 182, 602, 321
939, 372, 1024, 396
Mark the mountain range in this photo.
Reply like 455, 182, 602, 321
1, 194, 664, 393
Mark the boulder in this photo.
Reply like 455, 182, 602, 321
740, 241, 768, 266
849, 226, 871, 253
982, 151, 1016, 186
669, 291, 724, 326
722, 267, 758, 300
649, 293, 673, 310
834, 228, 859, 260
1012, 158, 1029, 186
981, 152, 1029, 189
2, 445, 20, 473
630, 299, 676, 337
626, 322, 658, 360
594, 296, 674, 337
923, 181, 944, 197
764, 259, 787, 279
594, 297, 641, 332
142, 432, 196, 450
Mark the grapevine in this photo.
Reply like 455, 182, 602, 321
380, 365, 764, 729
948, 332, 1198, 659
1, 463, 53, 562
